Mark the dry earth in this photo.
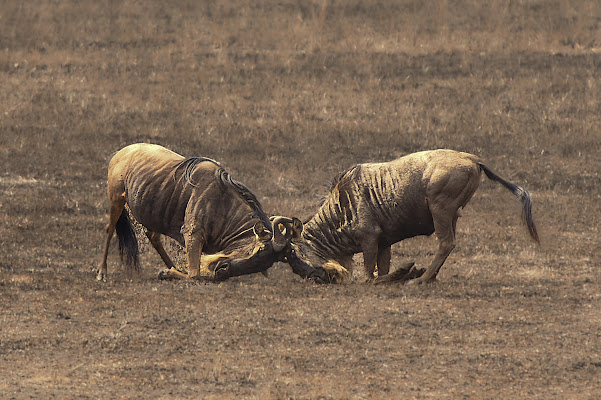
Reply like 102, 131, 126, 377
1, 1, 601, 398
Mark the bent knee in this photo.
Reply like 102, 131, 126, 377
440, 240, 456, 253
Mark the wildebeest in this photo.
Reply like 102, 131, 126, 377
98, 143, 318, 282
283, 149, 539, 284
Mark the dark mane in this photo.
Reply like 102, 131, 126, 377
177, 157, 272, 232
175, 157, 222, 185
302, 164, 363, 256
320, 164, 362, 206
329, 164, 362, 192
216, 169, 272, 232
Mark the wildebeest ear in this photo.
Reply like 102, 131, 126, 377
253, 221, 272, 241
291, 217, 303, 238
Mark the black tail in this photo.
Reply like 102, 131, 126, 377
479, 163, 539, 244
115, 209, 140, 271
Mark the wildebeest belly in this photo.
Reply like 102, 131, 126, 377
125, 166, 191, 242
374, 205, 434, 246
371, 195, 435, 247
379, 219, 435, 248
356, 161, 436, 245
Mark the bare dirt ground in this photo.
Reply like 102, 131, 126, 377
1, 1, 601, 398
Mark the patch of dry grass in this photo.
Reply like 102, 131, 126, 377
1, 1, 601, 398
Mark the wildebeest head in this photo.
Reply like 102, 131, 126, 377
210, 217, 296, 281
279, 218, 349, 284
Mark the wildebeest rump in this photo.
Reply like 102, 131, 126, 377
284, 149, 539, 284
98, 143, 302, 282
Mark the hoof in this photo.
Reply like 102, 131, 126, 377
405, 271, 434, 285
404, 278, 419, 286
96, 271, 106, 282
158, 269, 171, 280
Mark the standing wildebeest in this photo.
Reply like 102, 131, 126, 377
98, 143, 311, 282
283, 149, 539, 284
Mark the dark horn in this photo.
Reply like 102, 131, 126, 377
272, 217, 288, 253
270, 216, 293, 252
291, 217, 303, 238
271, 216, 302, 239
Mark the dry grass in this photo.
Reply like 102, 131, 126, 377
1, 1, 601, 398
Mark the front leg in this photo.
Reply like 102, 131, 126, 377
373, 262, 420, 285
376, 245, 391, 277
362, 241, 379, 281
360, 226, 382, 281
158, 230, 211, 280
184, 230, 205, 279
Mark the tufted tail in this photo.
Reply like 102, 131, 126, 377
479, 163, 539, 244
115, 209, 140, 271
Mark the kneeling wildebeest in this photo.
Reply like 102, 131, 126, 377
283, 149, 539, 284
98, 143, 323, 282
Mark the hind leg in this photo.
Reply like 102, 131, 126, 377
412, 209, 457, 284
411, 166, 479, 284
98, 189, 126, 281
145, 231, 176, 270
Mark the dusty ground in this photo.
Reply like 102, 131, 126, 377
1, 1, 601, 398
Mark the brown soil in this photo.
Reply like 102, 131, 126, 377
1, 1, 600, 398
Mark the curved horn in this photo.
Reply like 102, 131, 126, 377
270, 216, 303, 239
291, 217, 303, 238
270, 216, 294, 252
